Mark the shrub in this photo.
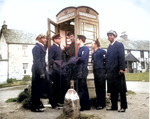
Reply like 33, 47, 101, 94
17, 91, 30, 103
22, 97, 32, 109
7, 78, 16, 83
22, 75, 31, 81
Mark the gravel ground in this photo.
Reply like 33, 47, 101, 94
0, 83, 149, 119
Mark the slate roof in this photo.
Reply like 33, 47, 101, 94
1, 29, 39, 44
125, 52, 139, 62
100, 38, 149, 51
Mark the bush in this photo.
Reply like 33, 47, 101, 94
22, 97, 32, 109
17, 91, 30, 103
7, 78, 16, 83
22, 75, 31, 81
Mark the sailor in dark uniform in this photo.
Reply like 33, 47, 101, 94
31, 34, 47, 112
106, 30, 127, 112
63, 32, 75, 61
76, 35, 90, 111
48, 33, 62, 108
91, 39, 106, 110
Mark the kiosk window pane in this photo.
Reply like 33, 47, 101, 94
84, 23, 94, 31
82, 22, 84, 29
84, 31, 94, 39
94, 33, 97, 39
50, 24, 55, 33
94, 25, 97, 32
86, 39, 93, 44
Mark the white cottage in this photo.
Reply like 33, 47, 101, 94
0, 23, 39, 83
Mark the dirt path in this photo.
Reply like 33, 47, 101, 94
0, 93, 149, 119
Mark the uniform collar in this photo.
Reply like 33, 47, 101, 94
110, 40, 116, 46
80, 43, 85, 47
36, 40, 44, 46
54, 43, 59, 47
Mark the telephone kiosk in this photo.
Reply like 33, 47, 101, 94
47, 6, 100, 76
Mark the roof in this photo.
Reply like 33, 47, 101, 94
1, 29, 39, 44
56, 6, 99, 17
118, 39, 149, 51
100, 38, 150, 51
125, 52, 139, 62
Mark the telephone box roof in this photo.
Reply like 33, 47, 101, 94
56, 6, 99, 17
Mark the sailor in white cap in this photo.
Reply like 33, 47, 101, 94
106, 30, 128, 112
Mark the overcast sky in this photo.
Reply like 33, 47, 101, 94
0, 0, 150, 40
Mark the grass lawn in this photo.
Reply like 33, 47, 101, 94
0, 80, 29, 88
125, 72, 149, 82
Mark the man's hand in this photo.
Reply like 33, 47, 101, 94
40, 74, 45, 79
119, 70, 124, 73
119, 70, 124, 75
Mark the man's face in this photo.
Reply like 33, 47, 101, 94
91, 42, 96, 49
39, 38, 47, 45
76, 38, 81, 46
108, 34, 115, 43
69, 34, 74, 42
54, 37, 61, 45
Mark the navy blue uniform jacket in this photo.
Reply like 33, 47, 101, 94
32, 43, 46, 76
78, 46, 89, 67
48, 44, 62, 74
31, 43, 46, 103
106, 41, 127, 93
92, 48, 106, 69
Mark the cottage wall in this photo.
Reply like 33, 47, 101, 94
0, 34, 8, 59
0, 34, 8, 83
8, 44, 34, 80
0, 61, 8, 83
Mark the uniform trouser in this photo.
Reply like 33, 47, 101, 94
48, 70, 61, 108
94, 69, 106, 107
111, 92, 127, 109
75, 67, 90, 110
31, 78, 44, 109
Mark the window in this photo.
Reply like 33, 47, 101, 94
23, 63, 28, 69
81, 22, 97, 45
140, 51, 144, 58
141, 62, 145, 69
22, 45, 28, 57
127, 50, 131, 53
23, 63, 28, 74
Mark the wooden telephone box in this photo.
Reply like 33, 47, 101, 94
47, 6, 100, 73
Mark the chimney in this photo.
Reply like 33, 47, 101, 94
120, 31, 128, 40
2, 20, 7, 29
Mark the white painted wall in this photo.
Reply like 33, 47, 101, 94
0, 34, 8, 59
8, 44, 34, 80
0, 61, 8, 83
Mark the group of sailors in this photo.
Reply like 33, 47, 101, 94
31, 30, 127, 113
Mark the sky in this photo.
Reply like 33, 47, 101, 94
0, 0, 150, 40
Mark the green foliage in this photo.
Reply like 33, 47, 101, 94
127, 90, 136, 95
79, 114, 95, 119
5, 97, 18, 103
17, 91, 30, 103
22, 75, 31, 81
7, 78, 16, 83
125, 72, 149, 82
22, 97, 32, 109
5, 91, 32, 109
